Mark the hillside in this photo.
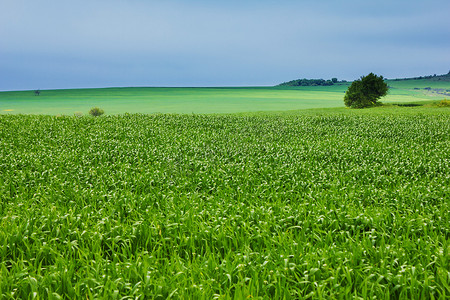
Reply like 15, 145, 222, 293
390, 71, 450, 82
278, 72, 450, 87
1, 72, 449, 115
387, 72, 450, 98
276, 72, 450, 99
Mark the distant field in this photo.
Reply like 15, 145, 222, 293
0, 86, 348, 115
0, 79, 448, 115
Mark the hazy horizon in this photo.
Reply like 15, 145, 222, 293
1, 0, 449, 91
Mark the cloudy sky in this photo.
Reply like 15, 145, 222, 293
1, 0, 449, 90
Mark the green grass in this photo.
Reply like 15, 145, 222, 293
0, 87, 347, 115
1, 79, 448, 115
386, 78, 450, 101
0, 107, 449, 298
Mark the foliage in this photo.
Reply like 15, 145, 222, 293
437, 99, 450, 107
278, 78, 335, 87
89, 107, 104, 116
0, 109, 449, 298
344, 73, 389, 108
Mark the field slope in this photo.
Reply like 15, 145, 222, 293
1, 76, 449, 115
1, 107, 449, 298
1, 86, 347, 115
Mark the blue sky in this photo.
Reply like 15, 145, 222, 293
1, 0, 449, 90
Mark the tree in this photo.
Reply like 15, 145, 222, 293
344, 73, 388, 108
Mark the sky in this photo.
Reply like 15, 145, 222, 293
1, 0, 449, 91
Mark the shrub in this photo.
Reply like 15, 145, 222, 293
89, 107, 104, 117
437, 99, 450, 107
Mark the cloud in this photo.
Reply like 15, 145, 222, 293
1, 0, 449, 90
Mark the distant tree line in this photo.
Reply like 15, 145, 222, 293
392, 72, 450, 81
277, 78, 341, 87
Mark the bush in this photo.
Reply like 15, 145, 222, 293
344, 73, 388, 108
437, 99, 450, 107
89, 107, 104, 117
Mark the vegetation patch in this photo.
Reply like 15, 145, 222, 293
395, 103, 423, 107
0, 108, 448, 298
277, 78, 340, 87
437, 99, 450, 107
344, 73, 388, 108
89, 107, 105, 117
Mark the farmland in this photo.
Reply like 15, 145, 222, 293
1, 76, 448, 115
0, 86, 350, 115
0, 106, 449, 298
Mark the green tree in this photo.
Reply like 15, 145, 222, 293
344, 73, 388, 108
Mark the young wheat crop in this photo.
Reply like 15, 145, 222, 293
0, 109, 448, 298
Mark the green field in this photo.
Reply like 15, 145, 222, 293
0, 85, 349, 115
1, 106, 449, 298
1, 78, 448, 115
